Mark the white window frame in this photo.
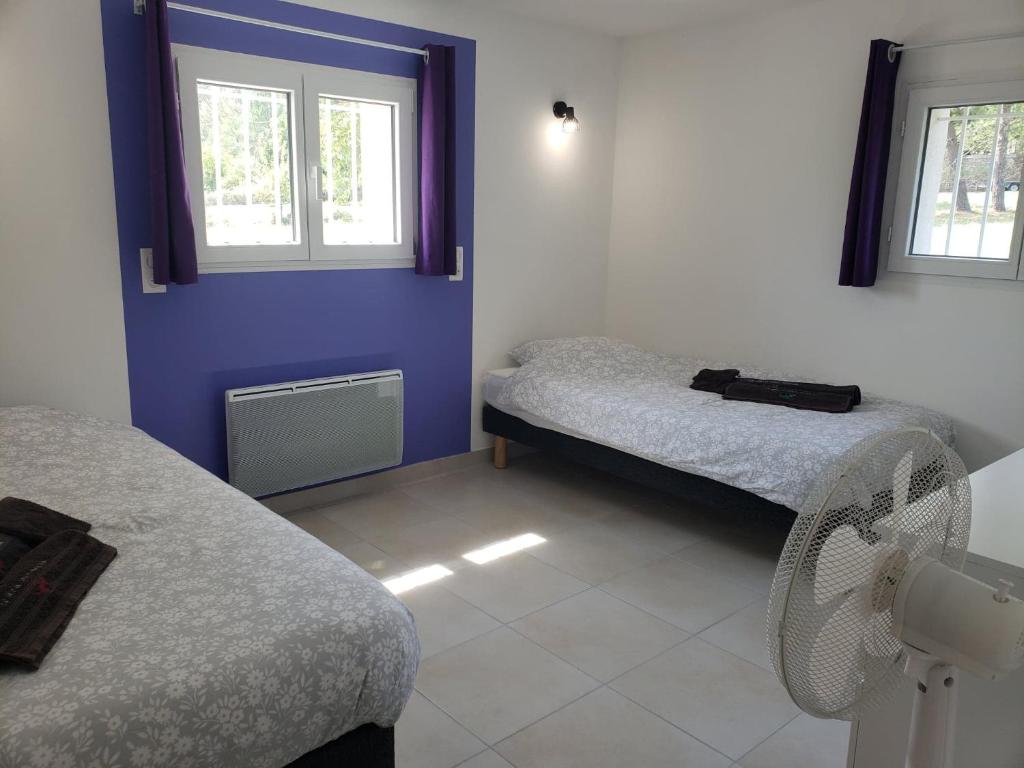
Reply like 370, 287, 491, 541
303, 69, 415, 266
886, 75, 1024, 281
174, 45, 417, 272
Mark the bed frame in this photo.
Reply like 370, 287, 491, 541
286, 724, 394, 768
483, 404, 796, 529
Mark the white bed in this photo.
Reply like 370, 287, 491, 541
485, 337, 955, 512
0, 407, 418, 768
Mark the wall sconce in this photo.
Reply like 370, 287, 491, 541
553, 101, 581, 134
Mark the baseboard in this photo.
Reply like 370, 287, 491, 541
261, 443, 532, 515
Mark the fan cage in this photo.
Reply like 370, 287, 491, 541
766, 428, 970, 721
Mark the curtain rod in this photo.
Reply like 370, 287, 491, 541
888, 31, 1024, 62
134, 0, 429, 61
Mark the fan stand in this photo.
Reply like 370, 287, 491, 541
904, 654, 958, 768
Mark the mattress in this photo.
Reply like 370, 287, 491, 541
0, 407, 418, 768
484, 368, 566, 433
485, 338, 955, 512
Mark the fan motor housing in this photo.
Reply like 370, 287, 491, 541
893, 557, 1024, 681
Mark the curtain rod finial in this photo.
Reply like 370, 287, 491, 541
134, 0, 146, 15
887, 43, 897, 63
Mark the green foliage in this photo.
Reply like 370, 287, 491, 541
320, 97, 360, 223
941, 103, 1024, 191
198, 83, 293, 224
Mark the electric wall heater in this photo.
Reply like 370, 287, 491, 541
225, 370, 403, 498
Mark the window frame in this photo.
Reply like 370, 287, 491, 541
886, 75, 1024, 281
174, 45, 417, 273
304, 69, 415, 266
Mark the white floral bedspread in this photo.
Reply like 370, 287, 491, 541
0, 407, 418, 768
496, 338, 955, 511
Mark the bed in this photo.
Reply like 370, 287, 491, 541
0, 406, 418, 768
483, 337, 955, 520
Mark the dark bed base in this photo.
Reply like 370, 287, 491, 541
286, 724, 394, 768
483, 404, 796, 530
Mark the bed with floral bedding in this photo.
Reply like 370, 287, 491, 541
0, 406, 418, 768
486, 337, 955, 513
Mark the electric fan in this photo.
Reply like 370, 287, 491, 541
766, 428, 1024, 768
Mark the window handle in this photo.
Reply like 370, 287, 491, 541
315, 165, 328, 202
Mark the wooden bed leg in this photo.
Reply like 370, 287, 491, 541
493, 436, 508, 469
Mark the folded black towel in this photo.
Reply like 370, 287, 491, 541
0, 497, 92, 546
0, 529, 116, 669
690, 369, 740, 394
722, 381, 855, 413
740, 378, 862, 407
0, 498, 115, 669
690, 369, 862, 408
0, 533, 32, 578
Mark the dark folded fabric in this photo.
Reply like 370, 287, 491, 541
690, 369, 862, 407
0, 529, 116, 669
738, 378, 862, 406
690, 368, 740, 394
722, 381, 855, 413
0, 497, 91, 546
0, 533, 32, 578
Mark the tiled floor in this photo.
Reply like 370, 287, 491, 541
283, 453, 851, 768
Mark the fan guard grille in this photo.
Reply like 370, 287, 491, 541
766, 429, 970, 720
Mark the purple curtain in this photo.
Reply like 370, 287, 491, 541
145, 0, 198, 285
417, 44, 457, 276
839, 39, 901, 287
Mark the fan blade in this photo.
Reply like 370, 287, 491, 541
813, 525, 886, 605
891, 450, 913, 522
808, 592, 868, 714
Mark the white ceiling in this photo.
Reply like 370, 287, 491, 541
459, 0, 813, 37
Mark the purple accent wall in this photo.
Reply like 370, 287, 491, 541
99, 0, 475, 481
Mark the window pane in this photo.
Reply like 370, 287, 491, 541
911, 103, 1023, 260
198, 82, 297, 246
319, 96, 397, 245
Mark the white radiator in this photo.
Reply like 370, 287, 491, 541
225, 370, 403, 498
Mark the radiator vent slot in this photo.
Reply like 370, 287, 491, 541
226, 371, 403, 498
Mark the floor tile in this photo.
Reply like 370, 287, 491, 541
369, 515, 497, 569
511, 589, 686, 682
496, 461, 642, 523
527, 522, 666, 583
496, 687, 731, 768
400, 584, 501, 659
738, 714, 850, 768
596, 503, 716, 554
334, 540, 408, 580
456, 751, 513, 768
282, 508, 362, 550
452, 498, 590, 542
611, 639, 799, 760
675, 532, 785, 594
601, 556, 761, 633
415, 628, 599, 745
397, 691, 486, 768
319, 490, 447, 540
404, 468, 589, 538
443, 553, 588, 623
698, 598, 772, 671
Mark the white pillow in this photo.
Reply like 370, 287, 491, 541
509, 337, 624, 365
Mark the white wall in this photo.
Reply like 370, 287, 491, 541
607, 0, 1024, 471
0, 0, 131, 423
306, 0, 622, 451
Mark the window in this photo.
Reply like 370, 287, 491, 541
175, 46, 415, 271
888, 78, 1024, 280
